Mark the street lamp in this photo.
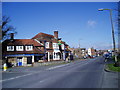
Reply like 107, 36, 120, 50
98, 8, 116, 56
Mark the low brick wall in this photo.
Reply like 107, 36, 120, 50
33, 60, 65, 67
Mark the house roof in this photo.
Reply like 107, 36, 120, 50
32, 32, 54, 39
2, 39, 43, 46
65, 48, 71, 52
32, 32, 66, 45
2, 39, 44, 55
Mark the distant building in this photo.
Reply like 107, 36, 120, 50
88, 47, 96, 56
70, 48, 87, 58
80, 48, 87, 57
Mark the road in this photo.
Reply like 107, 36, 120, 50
1, 56, 118, 88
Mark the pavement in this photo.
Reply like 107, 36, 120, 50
2, 60, 69, 73
102, 57, 120, 88
102, 71, 119, 88
1, 56, 119, 88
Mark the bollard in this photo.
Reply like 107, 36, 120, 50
3, 63, 7, 71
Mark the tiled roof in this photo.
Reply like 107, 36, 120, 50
32, 32, 54, 39
3, 39, 43, 46
65, 48, 71, 52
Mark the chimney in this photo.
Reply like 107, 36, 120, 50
10, 33, 14, 40
54, 31, 58, 39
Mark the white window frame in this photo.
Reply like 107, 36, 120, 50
62, 44, 64, 50
53, 43, 59, 49
82, 50, 85, 51
25, 46, 33, 51
53, 43, 56, 49
45, 42, 49, 48
16, 46, 24, 51
7, 46, 14, 51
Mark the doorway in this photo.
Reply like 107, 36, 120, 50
27, 57, 32, 64
17, 57, 22, 66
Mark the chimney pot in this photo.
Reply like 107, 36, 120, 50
54, 31, 58, 39
10, 33, 14, 40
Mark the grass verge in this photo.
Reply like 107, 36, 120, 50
107, 63, 120, 72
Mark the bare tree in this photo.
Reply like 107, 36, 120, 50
1, 16, 16, 41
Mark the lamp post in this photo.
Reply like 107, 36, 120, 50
98, 8, 116, 56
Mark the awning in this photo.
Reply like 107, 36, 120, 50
3, 54, 44, 57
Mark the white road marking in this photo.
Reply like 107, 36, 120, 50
0, 73, 33, 82
46, 60, 93, 71
46, 63, 70, 70
1, 64, 70, 82
39, 79, 46, 83
1, 60, 95, 83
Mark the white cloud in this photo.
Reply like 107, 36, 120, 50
87, 20, 97, 28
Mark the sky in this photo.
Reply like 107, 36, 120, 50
2, 1, 119, 50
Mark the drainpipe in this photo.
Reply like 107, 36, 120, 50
63, 44, 66, 61
43, 40, 46, 61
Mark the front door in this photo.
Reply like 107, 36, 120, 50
27, 57, 32, 64
17, 57, 22, 66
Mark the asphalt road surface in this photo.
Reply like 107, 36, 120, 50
1, 56, 118, 88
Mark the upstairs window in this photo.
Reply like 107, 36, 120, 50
53, 43, 59, 49
7, 46, 14, 51
53, 43, 56, 48
61, 44, 64, 50
45, 42, 49, 48
25, 46, 33, 51
16, 46, 24, 51
82, 50, 85, 51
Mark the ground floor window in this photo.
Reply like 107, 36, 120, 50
34, 56, 44, 62
53, 52, 62, 60
7, 57, 15, 67
45, 53, 48, 60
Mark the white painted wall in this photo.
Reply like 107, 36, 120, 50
32, 56, 34, 63
88, 48, 92, 56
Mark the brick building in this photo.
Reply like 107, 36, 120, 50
32, 31, 71, 61
2, 31, 71, 67
70, 48, 87, 58
2, 35, 44, 66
